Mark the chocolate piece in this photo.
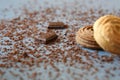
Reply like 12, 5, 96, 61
40, 30, 58, 44
48, 22, 67, 29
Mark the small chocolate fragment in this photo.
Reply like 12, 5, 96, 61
40, 30, 58, 44
48, 22, 67, 29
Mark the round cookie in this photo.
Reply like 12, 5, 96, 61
93, 15, 120, 54
76, 26, 101, 49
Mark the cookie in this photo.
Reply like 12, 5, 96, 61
93, 15, 120, 54
76, 26, 101, 49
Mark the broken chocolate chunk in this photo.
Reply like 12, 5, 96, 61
40, 30, 58, 44
48, 22, 68, 29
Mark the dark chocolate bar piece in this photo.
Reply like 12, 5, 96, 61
40, 30, 58, 44
48, 22, 67, 29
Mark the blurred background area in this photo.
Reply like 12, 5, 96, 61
0, 0, 120, 19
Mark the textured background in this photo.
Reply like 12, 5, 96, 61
0, 0, 120, 80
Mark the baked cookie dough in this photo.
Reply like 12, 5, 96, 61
76, 26, 101, 49
93, 15, 120, 54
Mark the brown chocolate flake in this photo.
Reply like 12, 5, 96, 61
0, 70, 5, 76
9, 71, 19, 77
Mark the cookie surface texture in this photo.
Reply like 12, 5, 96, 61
93, 15, 120, 54
76, 26, 101, 49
